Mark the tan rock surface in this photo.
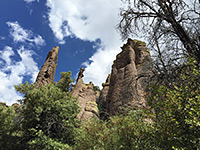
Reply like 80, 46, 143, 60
35, 46, 59, 88
106, 39, 153, 115
71, 68, 99, 122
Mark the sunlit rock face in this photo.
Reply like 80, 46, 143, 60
105, 39, 153, 115
71, 68, 99, 122
35, 46, 59, 88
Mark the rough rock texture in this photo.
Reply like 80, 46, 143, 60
106, 39, 153, 115
97, 74, 111, 119
71, 68, 99, 122
35, 46, 59, 87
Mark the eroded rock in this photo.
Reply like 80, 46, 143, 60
35, 46, 59, 88
71, 68, 99, 122
97, 74, 111, 119
106, 39, 153, 115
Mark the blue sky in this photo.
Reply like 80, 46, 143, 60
0, 0, 125, 105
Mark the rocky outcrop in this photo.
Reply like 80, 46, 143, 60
97, 74, 111, 119
35, 46, 59, 88
105, 39, 153, 115
71, 68, 99, 122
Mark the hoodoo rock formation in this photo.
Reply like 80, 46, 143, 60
35, 46, 59, 87
97, 74, 111, 119
32, 39, 152, 120
34, 47, 98, 122
103, 39, 153, 115
71, 68, 99, 122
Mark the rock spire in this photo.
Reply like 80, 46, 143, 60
103, 39, 153, 115
35, 46, 59, 88
71, 68, 99, 122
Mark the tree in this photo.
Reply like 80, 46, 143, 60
118, 2, 200, 148
0, 105, 22, 150
146, 59, 200, 149
57, 71, 74, 92
14, 72, 79, 149
75, 110, 156, 150
118, 0, 200, 73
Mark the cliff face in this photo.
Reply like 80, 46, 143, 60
35, 46, 59, 88
71, 68, 99, 122
97, 74, 111, 119
103, 39, 152, 115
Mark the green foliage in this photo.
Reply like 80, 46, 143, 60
0, 105, 22, 150
1, 63, 200, 150
10, 71, 80, 149
147, 59, 200, 149
75, 110, 156, 150
28, 130, 72, 150
14, 81, 35, 104
56, 71, 74, 92
93, 86, 100, 92
0, 105, 15, 137
15, 83, 79, 148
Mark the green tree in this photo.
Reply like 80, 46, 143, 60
75, 110, 156, 150
147, 59, 200, 149
57, 71, 74, 92
27, 130, 72, 150
0, 104, 22, 150
14, 72, 79, 149
118, 2, 200, 148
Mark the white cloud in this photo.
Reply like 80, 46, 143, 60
7, 21, 45, 47
7, 22, 29, 42
46, 0, 125, 87
24, 0, 39, 3
0, 46, 14, 65
17, 47, 39, 82
0, 46, 39, 105
28, 35, 46, 47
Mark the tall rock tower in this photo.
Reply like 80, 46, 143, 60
35, 46, 59, 87
71, 68, 99, 122
105, 39, 153, 115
